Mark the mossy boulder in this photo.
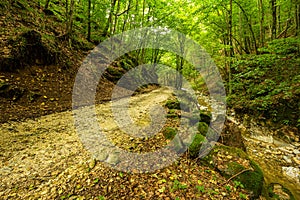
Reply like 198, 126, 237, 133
266, 183, 295, 200
198, 122, 208, 135
188, 134, 205, 158
163, 127, 177, 140
201, 145, 264, 199
166, 109, 180, 119
200, 110, 212, 125
165, 99, 180, 110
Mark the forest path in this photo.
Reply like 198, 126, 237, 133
0, 87, 173, 198
0, 87, 248, 199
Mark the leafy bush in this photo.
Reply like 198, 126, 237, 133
228, 47, 300, 127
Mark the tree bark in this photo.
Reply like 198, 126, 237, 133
296, 4, 300, 36
87, 0, 91, 41
103, 0, 116, 37
271, 0, 277, 39
45, 0, 50, 10
233, 0, 258, 54
258, 0, 265, 47
65, 0, 75, 41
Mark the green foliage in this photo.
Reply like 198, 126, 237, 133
97, 196, 105, 200
233, 180, 244, 189
171, 180, 187, 192
239, 193, 247, 199
228, 50, 300, 127
259, 38, 300, 55
196, 185, 205, 193
225, 185, 231, 192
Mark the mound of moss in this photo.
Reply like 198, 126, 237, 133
163, 127, 177, 140
165, 99, 180, 110
188, 134, 205, 158
198, 122, 209, 135
201, 145, 264, 199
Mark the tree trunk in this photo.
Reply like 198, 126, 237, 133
258, 0, 265, 47
228, 0, 233, 94
234, 0, 258, 54
87, 0, 91, 41
65, 0, 75, 42
113, 0, 120, 34
277, 5, 281, 36
296, 4, 300, 36
45, 0, 50, 10
271, 0, 277, 39
121, 0, 132, 33
103, 0, 116, 37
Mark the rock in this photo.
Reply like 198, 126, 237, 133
201, 145, 264, 199
199, 110, 212, 125
267, 183, 294, 200
278, 147, 293, 154
293, 149, 300, 155
106, 151, 120, 165
198, 122, 208, 135
253, 135, 274, 143
163, 127, 177, 140
282, 167, 300, 183
292, 156, 300, 165
283, 156, 293, 164
188, 134, 205, 158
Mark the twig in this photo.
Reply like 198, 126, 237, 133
224, 168, 252, 185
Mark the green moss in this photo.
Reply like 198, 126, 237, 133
188, 134, 205, 158
165, 99, 180, 110
226, 161, 263, 199
198, 122, 208, 135
201, 145, 264, 199
163, 127, 177, 140
200, 110, 212, 125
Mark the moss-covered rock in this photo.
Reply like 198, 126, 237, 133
188, 134, 205, 158
165, 99, 180, 110
266, 183, 295, 200
201, 145, 264, 199
163, 127, 177, 140
198, 122, 209, 135
200, 110, 212, 125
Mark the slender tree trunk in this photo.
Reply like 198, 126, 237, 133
87, 0, 91, 41
113, 0, 120, 34
175, 35, 185, 90
45, 0, 50, 10
121, 0, 132, 33
228, 0, 233, 94
103, 0, 116, 37
271, 0, 277, 39
278, 5, 281, 35
258, 0, 264, 47
296, 4, 300, 36
65, 0, 75, 42
233, 0, 258, 54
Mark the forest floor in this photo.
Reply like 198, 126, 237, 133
0, 87, 251, 199
0, 64, 119, 123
